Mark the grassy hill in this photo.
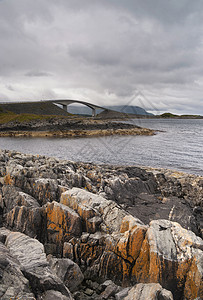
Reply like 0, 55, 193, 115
160, 112, 203, 119
0, 101, 70, 116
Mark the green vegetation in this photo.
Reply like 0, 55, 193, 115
160, 112, 203, 119
160, 112, 178, 118
0, 111, 58, 124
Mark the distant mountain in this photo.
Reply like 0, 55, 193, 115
67, 105, 153, 116
106, 105, 153, 116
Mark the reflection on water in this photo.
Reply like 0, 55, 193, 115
0, 119, 202, 176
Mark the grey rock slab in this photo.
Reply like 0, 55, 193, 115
48, 256, 84, 292
159, 288, 174, 300
148, 220, 177, 260
100, 281, 119, 299
63, 242, 74, 260
101, 280, 115, 289
0, 241, 35, 300
5, 231, 47, 269
61, 188, 132, 234
1, 185, 40, 212
115, 288, 131, 300
124, 283, 173, 300
127, 194, 199, 235
5, 231, 72, 298
41, 290, 73, 300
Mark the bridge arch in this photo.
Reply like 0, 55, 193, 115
53, 99, 107, 117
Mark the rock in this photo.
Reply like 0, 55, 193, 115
101, 280, 115, 289
1, 185, 40, 212
5, 231, 73, 299
159, 288, 175, 300
29, 178, 59, 205
5, 205, 43, 239
60, 188, 128, 234
42, 290, 73, 300
86, 279, 101, 293
104, 173, 158, 205
127, 194, 199, 236
63, 242, 74, 260
133, 220, 203, 299
115, 288, 130, 300
0, 149, 202, 299
45, 201, 82, 253
84, 288, 94, 296
0, 241, 36, 300
48, 256, 84, 292
124, 283, 173, 300
100, 281, 119, 299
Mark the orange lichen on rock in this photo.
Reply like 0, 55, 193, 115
46, 201, 82, 244
99, 250, 130, 284
4, 174, 14, 185
184, 255, 203, 299
115, 225, 147, 263
60, 190, 101, 233
132, 236, 150, 283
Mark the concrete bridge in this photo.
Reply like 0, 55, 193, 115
0, 99, 108, 117
52, 99, 107, 117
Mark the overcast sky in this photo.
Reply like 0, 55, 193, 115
0, 0, 203, 114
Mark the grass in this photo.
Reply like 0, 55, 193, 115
0, 111, 61, 124
160, 112, 202, 118
160, 112, 178, 118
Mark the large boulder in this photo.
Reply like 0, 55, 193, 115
0, 241, 35, 300
133, 220, 203, 299
60, 187, 133, 234
5, 231, 73, 299
44, 201, 82, 254
48, 256, 84, 292
0, 186, 43, 239
59, 189, 203, 299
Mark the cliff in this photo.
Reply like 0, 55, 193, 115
0, 149, 202, 299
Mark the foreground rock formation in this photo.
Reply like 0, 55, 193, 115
0, 149, 202, 299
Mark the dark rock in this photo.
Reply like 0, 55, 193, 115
100, 282, 119, 299
115, 287, 130, 300
127, 194, 199, 235
0, 241, 35, 300
42, 290, 72, 300
48, 255, 84, 292
5, 231, 73, 299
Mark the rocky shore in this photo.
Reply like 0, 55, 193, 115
0, 117, 155, 137
0, 149, 202, 300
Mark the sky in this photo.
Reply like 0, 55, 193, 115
0, 0, 203, 115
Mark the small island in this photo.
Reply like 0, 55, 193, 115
0, 101, 155, 137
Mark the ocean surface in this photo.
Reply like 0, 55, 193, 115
0, 119, 202, 176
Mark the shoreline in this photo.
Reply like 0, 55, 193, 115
0, 127, 155, 137
0, 149, 202, 299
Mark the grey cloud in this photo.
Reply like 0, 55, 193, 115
0, 0, 202, 114
6, 85, 15, 91
25, 71, 52, 77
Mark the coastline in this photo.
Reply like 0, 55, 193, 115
0, 127, 155, 137
0, 117, 155, 137
0, 149, 202, 299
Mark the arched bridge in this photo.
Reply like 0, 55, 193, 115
52, 99, 107, 117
